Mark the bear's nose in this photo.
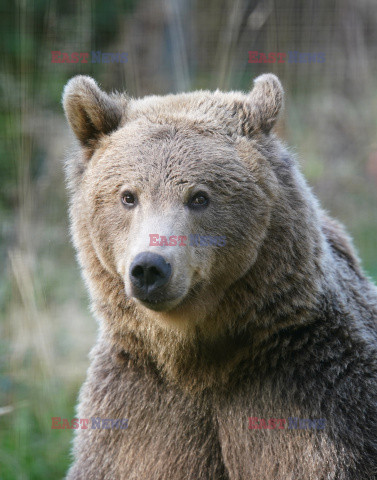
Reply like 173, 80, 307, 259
129, 252, 172, 297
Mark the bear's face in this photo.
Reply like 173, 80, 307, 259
63, 75, 283, 324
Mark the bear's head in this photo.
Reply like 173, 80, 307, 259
62, 74, 323, 365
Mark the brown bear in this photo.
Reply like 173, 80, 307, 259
62, 74, 377, 479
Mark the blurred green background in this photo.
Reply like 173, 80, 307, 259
1, 0, 377, 478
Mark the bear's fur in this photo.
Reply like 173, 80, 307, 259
62, 74, 377, 479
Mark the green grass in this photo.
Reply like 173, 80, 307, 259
0, 376, 78, 480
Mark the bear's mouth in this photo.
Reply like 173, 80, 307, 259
133, 280, 204, 313
136, 296, 183, 312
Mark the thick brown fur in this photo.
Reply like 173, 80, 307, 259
62, 74, 377, 479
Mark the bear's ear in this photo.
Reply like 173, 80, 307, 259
239, 73, 284, 135
62, 75, 124, 148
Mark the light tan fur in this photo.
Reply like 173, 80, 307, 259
62, 74, 377, 479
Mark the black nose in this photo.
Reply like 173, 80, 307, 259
129, 252, 172, 297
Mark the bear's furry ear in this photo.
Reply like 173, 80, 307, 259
240, 73, 284, 135
62, 75, 124, 148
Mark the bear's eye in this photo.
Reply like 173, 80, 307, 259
121, 191, 137, 207
187, 192, 209, 209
